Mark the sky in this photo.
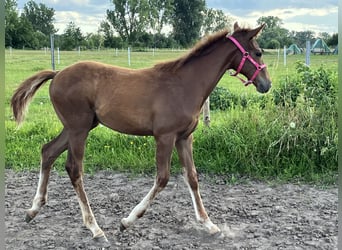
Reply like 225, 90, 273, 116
16, 0, 338, 35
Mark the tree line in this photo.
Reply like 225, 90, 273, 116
5, 0, 338, 51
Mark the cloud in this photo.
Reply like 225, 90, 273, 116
247, 6, 338, 20
206, 0, 338, 12
206, 0, 338, 34
244, 6, 338, 33
44, 0, 90, 7
55, 11, 105, 34
217, 5, 337, 34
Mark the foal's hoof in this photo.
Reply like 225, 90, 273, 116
120, 218, 129, 232
93, 235, 111, 248
209, 225, 221, 235
25, 212, 34, 223
211, 230, 224, 239
119, 222, 127, 232
93, 235, 111, 249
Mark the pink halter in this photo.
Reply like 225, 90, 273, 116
227, 36, 266, 86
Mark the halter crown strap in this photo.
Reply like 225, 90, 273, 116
227, 36, 266, 86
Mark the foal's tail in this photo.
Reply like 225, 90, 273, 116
11, 70, 58, 126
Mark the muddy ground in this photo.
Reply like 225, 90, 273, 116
5, 169, 337, 249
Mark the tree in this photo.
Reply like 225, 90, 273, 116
318, 32, 331, 42
85, 32, 104, 50
5, 0, 40, 49
257, 16, 282, 30
106, 0, 150, 45
201, 8, 232, 35
5, 0, 19, 47
6, 0, 57, 48
327, 33, 338, 47
148, 0, 173, 34
60, 22, 84, 50
172, 0, 205, 47
22, 0, 56, 35
153, 33, 177, 48
293, 31, 315, 48
100, 21, 120, 48
256, 16, 291, 48
16, 15, 40, 49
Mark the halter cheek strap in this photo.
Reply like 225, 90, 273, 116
227, 36, 266, 86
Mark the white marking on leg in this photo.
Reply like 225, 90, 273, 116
76, 196, 106, 239
28, 168, 47, 215
184, 175, 201, 221
121, 182, 158, 228
74, 177, 106, 239
183, 175, 221, 234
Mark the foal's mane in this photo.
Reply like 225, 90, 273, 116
154, 29, 231, 72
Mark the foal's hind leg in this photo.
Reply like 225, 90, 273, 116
26, 129, 68, 222
120, 134, 175, 230
175, 134, 221, 234
66, 129, 107, 241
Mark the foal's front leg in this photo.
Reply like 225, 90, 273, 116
120, 134, 175, 230
176, 134, 221, 234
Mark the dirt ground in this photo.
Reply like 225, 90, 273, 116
5, 169, 337, 250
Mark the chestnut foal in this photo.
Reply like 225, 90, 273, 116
11, 23, 271, 242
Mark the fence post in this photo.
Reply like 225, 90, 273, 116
306, 41, 311, 66
128, 47, 131, 66
57, 47, 60, 64
50, 34, 55, 71
203, 97, 210, 127
283, 45, 287, 66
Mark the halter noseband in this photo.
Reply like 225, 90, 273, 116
227, 36, 266, 86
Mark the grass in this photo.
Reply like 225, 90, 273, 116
5, 48, 338, 185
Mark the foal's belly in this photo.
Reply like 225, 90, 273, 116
95, 105, 154, 136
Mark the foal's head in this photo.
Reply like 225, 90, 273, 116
228, 22, 272, 93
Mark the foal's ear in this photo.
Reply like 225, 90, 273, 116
248, 23, 265, 39
233, 22, 241, 31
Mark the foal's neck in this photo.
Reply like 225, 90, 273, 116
181, 39, 236, 105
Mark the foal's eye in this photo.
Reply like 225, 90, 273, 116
255, 51, 262, 57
